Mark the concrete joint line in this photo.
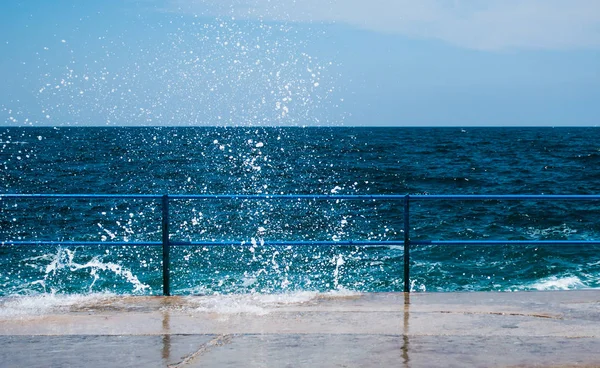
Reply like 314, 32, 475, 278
168, 334, 233, 368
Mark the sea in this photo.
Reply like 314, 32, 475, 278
1, 127, 599, 309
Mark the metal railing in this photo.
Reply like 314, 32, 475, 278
1, 193, 600, 295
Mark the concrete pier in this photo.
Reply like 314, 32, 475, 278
1, 290, 599, 367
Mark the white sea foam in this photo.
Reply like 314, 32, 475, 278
181, 289, 359, 315
0, 293, 115, 317
525, 224, 577, 238
527, 275, 587, 291
0, 290, 359, 317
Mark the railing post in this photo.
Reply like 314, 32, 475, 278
403, 195, 410, 293
162, 194, 170, 296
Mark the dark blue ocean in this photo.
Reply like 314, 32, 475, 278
1, 127, 600, 298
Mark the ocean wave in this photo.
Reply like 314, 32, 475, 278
523, 275, 590, 291
0, 290, 361, 317
0, 292, 115, 317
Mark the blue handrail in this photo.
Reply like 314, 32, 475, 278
1, 193, 599, 295
3, 193, 599, 200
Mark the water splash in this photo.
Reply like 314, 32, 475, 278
332, 254, 345, 289
18, 11, 344, 126
0, 292, 115, 317
179, 289, 359, 315
27, 247, 149, 294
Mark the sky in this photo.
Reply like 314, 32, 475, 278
1, 0, 599, 126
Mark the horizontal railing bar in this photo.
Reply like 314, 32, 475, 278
148, 194, 600, 201
0, 194, 162, 200
170, 194, 406, 200
4, 239, 599, 247
409, 194, 600, 201
2, 193, 599, 201
173, 240, 405, 246
411, 240, 600, 245
1, 241, 162, 246
1, 240, 404, 247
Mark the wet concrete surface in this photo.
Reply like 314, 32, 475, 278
1, 291, 599, 367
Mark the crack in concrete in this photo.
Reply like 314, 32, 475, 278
437, 311, 563, 319
167, 334, 233, 368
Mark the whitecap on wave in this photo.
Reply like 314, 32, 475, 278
526, 275, 587, 291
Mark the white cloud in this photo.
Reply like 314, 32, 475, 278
166, 0, 600, 51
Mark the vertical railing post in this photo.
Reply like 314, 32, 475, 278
403, 195, 410, 293
161, 194, 171, 296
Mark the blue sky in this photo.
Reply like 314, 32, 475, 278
1, 0, 599, 126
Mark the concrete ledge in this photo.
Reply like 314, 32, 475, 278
1, 290, 599, 367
